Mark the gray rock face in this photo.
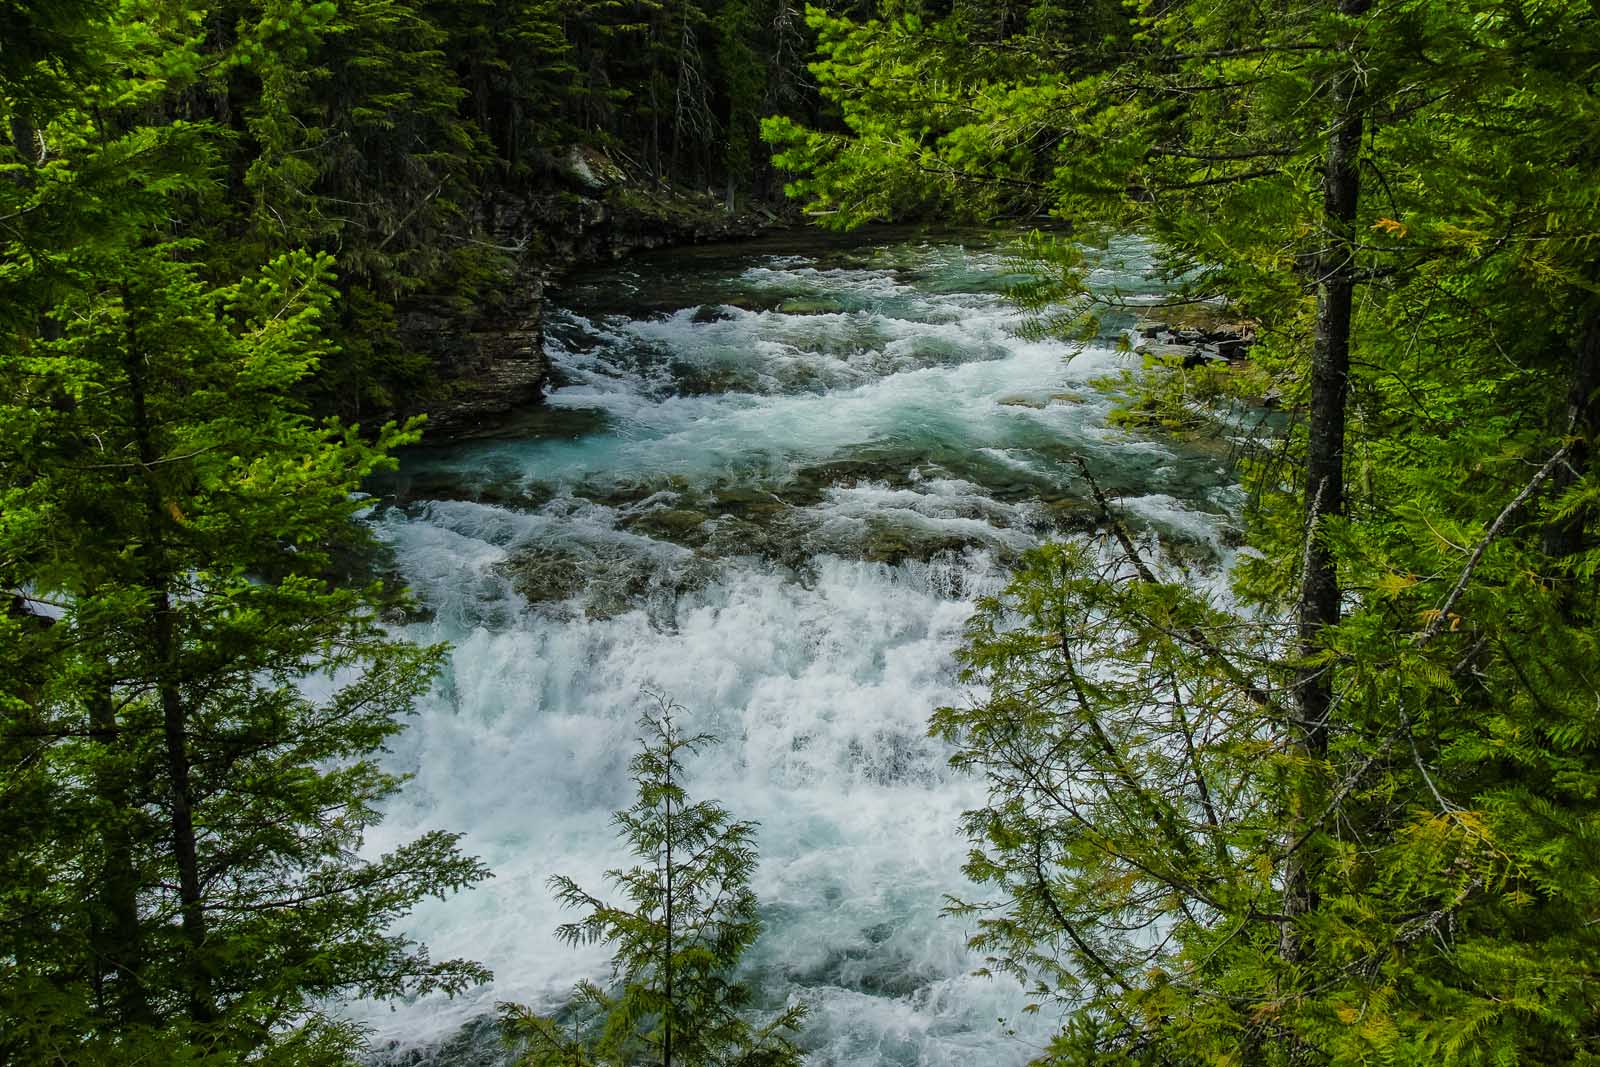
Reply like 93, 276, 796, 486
399, 291, 547, 436
1129, 317, 1255, 368
558, 145, 621, 193
396, 151, 787, 439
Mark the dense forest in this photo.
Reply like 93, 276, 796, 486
5, 0, 1600, 1064
2, 0, 817, 424
772, 0, 1600, 1061
0, 0, 813, 1061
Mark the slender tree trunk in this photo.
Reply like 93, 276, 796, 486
9, 114, 36, 164
155, 600, 212, 1025
663, 741, 674, 1067
1281, 0, 1369, 967
1297, 0, 1367, 765
88, 682, 149, 1025
124, 292, 214, 1025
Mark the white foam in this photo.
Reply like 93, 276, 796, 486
1120, 492, 1230, 546
347, 550, 1020, 1059
355, 235, 1244, 1065
799, 480, 1046, 555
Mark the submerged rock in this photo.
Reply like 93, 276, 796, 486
496, 541, 716, 625
628, 508, 712, 546
496, 547, 589, 605
711, 484, 798, 515
691, 302, 736, 324
995, 393, 1050, 408
669, 361, 755, 396
777, 296, 848, 315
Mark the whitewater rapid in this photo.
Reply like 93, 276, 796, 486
353, 232, 1242, 1065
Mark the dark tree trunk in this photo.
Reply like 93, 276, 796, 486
663, 739, 674, 1067
1543, 309, 1600, 567
1296, 0, 1367, 762
1282, 0, 1369, 965
9, 114, 35, 164
88, 683, 150, 1025
124, 293, 214, 1026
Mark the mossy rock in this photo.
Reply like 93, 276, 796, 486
856, 518, 980, 565
651, 508, 710, 532
497, 548, 590, 604
628, 508, 712, 546
995, 394, 1049, 409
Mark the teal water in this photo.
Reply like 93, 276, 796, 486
354, 230, 1245, 1065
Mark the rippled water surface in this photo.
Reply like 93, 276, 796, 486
354, 229, 1245, 1065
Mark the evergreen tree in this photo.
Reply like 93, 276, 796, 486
502, 700, 805, 1067
777, 0, 1600, 1061
1, 13, 491, 1057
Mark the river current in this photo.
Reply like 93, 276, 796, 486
355, 230, 1245, 1065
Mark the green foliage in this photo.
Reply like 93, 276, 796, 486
4, 0, 829, 1056
1, 0, 819, 423
937, 501, 1600, 1062
1, 24, 491, 1055
502, 699, 805, 1067
931, 537, 1291, 1057
781, 0, 1600, 1062
764, 0, 1128, 226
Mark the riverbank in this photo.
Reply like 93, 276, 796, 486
400, 147, 795, 437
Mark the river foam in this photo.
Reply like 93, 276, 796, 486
355, 232, 1239, 1065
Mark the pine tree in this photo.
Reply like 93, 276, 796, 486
778, 0, 1600, 1061
501, 699, 805, 1067
1, 13, 492, 1056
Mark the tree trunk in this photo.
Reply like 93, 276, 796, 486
1543, 307, 1600, 567
1282, 0, 1369, 965
663, 742, 674, 1067
155, 602, 213, 1025
124, 292, 214, 1026
9, 114, 36, 165
88, 683, 149, 1025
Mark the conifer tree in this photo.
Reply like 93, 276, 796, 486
1, 11, 491, 1058
502, 700, 805, 1067
776, 0, 1600, 1061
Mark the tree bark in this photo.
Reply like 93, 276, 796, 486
9, 114, 36, 164
663, 727, 674, 1067
124, 291, 214, 1026
88, 682, 150, 1025
1282, 0, 1369, 964
1542, 308, 1600, 567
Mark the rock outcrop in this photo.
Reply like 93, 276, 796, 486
1129, 315, 1256, 368
401, 146, 789, 437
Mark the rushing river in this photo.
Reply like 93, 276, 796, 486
354, 229, 1246, 1065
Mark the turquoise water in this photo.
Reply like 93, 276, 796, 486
354, 230, 1244, 1065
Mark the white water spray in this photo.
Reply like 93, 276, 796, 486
353, 235, 1239, 1065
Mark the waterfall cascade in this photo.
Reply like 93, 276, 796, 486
355, 232, 1245, 1065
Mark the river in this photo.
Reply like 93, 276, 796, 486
354, 228, 1247, 1065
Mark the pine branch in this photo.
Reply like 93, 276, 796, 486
1073, 456, 1283, 715
1416, 442, 1572, 644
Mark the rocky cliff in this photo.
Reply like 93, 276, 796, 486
401, 147, 788, 437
